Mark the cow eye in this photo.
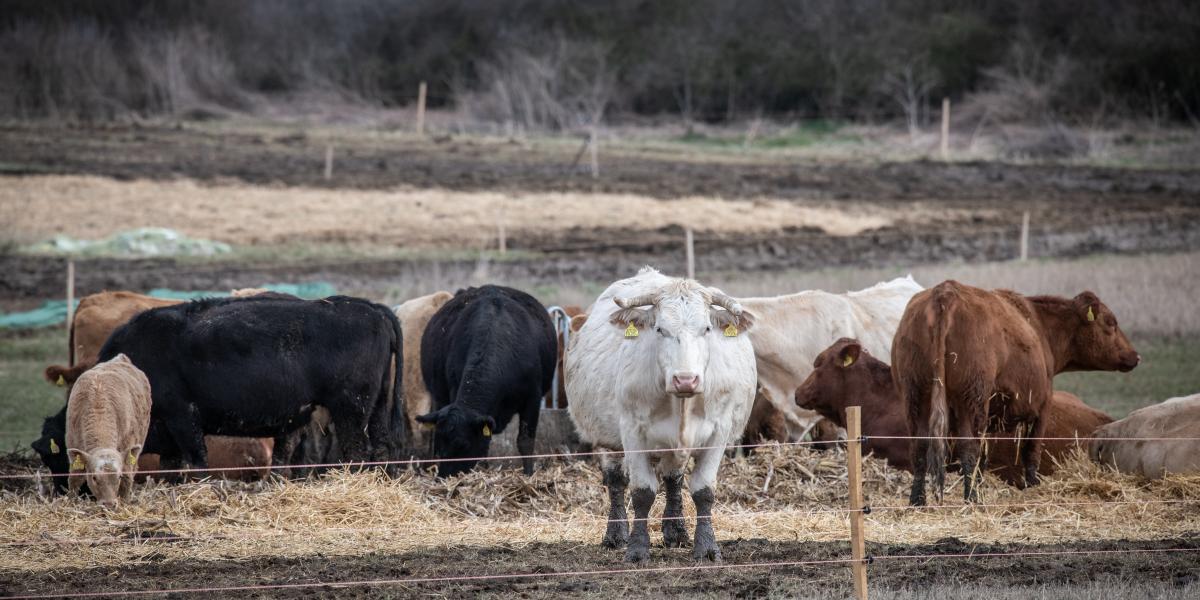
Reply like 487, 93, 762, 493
654, 326, 664, 336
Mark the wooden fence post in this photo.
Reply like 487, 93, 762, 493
940, 97, 950, 161
847, 406, 869, 600
1019, 211, 1030, 262
65, 259, 75, 334
416, 81, 427, 136
324, 144, 333, 181
685, 228, 695, 279
589, 126, 599, 180
498, 217, 507, 255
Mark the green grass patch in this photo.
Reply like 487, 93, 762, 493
0, 328, 66, 453
674, 120, 856, 149
1054, 335, 1199, 418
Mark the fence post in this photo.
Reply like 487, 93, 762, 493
1019, 211, 1030, 262
940, 97, 950, 161
846, 405, 869, 600
324, 144, 333, 181
685, 228, 695, 279
65, 259, 75, 350
416, 81, 427, 136
589, 126, 599, 180
498, 217, 507, 255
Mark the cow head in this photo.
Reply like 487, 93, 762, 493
415, 405, 496, 477
795, 338, 861, 421
31, 408, 73, 494
795, 338, 891, 425
1066, 292, 1139, 373
68, 446, 136, 506
610, 283, 755, 398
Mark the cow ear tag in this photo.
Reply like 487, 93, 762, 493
70, 455, 84, 472
127, 450, 137, 467
482, 424, 492, 437
843, 354, 855, 367
49, 439, 60, 454
624, 323, 639, 338
723, 323, 738, 337
1087, 306, 1095, 322
56, 374, 66, 387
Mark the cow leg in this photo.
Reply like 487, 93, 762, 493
601, 454, 629, 548
903, 376, 930, 506
690, 446, 724, 562
329, 403, 371, 466
957, 416, 984, 503
517, 401, 540, 476
165, 409, 208, 472
661, 470, 689, 548
623, 445, 658, 563
1021, 416, 1047, 488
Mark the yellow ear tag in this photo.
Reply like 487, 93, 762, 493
1087, 307, 1095, 322
843, 354, 855, 367
127, 451, 137, 467
70, 455, 85, 472
624, 323, 639, 338
723, 323, 738, 337
421, 422, 436, 430
49, 439, 60, 454
482, 424, 492, 437
56, 374, 66, 387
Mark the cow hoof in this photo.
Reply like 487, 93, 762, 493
624, 544, 650, 563
693, 543, 722, 563
602, 525, 629, 549
662, 520, 689, 548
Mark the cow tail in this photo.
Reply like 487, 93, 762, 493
926, 288, 956, 503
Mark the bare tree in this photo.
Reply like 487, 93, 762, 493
881, 59, 939, 140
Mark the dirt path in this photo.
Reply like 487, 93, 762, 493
2, 536, 1196, 598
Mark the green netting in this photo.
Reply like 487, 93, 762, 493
0, 282, 337, 329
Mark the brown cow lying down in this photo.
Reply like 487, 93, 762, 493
893, 282, 1138, 504
1090, 394, 1200, 478
136, 436, 275, 482
742, 385, 789, 445
66, 354, 152, 506
796, 338, 1114, 485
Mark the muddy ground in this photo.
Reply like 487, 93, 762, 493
1, 536, 1196, 598
2, 124, 1200, 304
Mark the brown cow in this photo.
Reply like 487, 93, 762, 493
137, 436, 274, 482
796, 339, 1112, 483
65, 354, 152, 506
742, 385, 789, 445
795, 338, 912, 471
894, 281, 1138, 504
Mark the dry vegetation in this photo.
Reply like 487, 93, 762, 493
1, 174, 955, 247
2, 446, 1196, 574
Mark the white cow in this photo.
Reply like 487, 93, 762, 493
566, 268, 757, 563
740, 275, 923, 439
1090, 394, 1200, 478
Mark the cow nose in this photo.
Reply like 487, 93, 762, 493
672, 373, 700, 394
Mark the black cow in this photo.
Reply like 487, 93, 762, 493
33, 295, 403, 486
416, 285, 556, 477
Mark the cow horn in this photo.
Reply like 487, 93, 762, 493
709, 292, 743, 315
614, 294, 657, 309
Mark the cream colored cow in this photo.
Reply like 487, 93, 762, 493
65, 354, 152, 506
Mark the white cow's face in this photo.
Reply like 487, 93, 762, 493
611, 282, 755, 398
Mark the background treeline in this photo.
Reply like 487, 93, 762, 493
1, 0, 1197, 127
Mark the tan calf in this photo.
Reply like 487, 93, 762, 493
65, 354, 152, 506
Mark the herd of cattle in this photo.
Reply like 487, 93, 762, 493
27, 268, 1200, 563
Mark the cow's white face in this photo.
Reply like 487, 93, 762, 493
611, 283, 755, 398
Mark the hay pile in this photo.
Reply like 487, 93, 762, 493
1, 445, 1196, 572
